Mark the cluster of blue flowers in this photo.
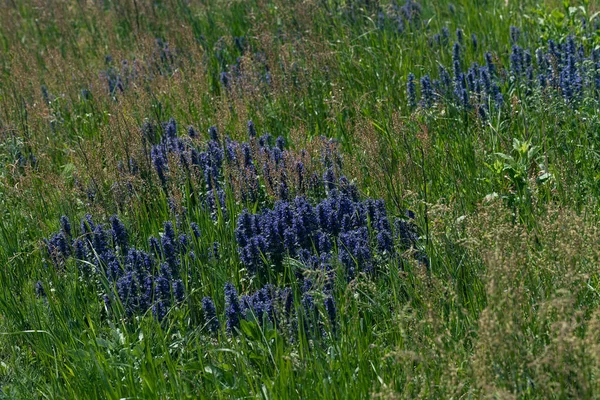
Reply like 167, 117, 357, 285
44, 215, 200, 320
409, 27, 600, 115
222, 120, 309, 203
235, 168, 425, 282
408, 31, 502, 117
200, 280, 336, 341
376, 0, 422, 33
343, 0, 422, 33
140, 117, 340, 212
219, 51, 272, 92
144, 117, 228, 218
42, 115, 424, 340
530, 36, 598, 103
101, 38, 176, 97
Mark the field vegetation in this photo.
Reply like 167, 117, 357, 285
1, 0, 600, 398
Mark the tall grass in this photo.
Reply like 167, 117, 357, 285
1, 0, 600, 398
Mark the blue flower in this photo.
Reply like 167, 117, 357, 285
165, 117, 177, 140
278, 175, 289, 200
259, 134, 271, 148
272, 146, 283, 165
538, 73, 547, 89
116, 272, 138, 316
110, 216, 128, 251
163, 221, 176, 242
188, 126, 198, 139
283, 227, 297, 257
480, 67, 491, 96
485, 52, 495, 76
318, 231, 332, 254
395, 218, 419, 249
452, 42, 461, 67
35, 281, 46, 298
296, 161, 305, 191
377, 230, 394, 254
225, 138, 238, 164
240, 235, 268, 275
211, 242, 220, 260
208, 126, 218, 141
323, 167, 336, 192
60, 216, 71, 238
247, 120, 257, 138
46, 232, 71, 265
524, 50, 532, 69
92, 224, 109, 257
220, 72, 231, 89
190, 222, 201, 239
535, 48, 545, 69
202, 296, 220, 334
81, 214, 95, 235
548, 40, 559, 63
107, 258, 122, 282
401, 0, 421, 24
456, 28, 463, 44
276, 136, 285, 150
73, 238, 86, 260
420, 75, 434, 108
292, 197, 318, 248
151, 145, 168, 185
466, 64, 478, 92
245, 291, 266, 323
510, 45, 523, 76
439, 66, 452, 95
242, 143, 252, 167
172, 279, 185, 303
161, 234, 179, 271
140, 276, 154, 311
510, 26, 520, 43
235, 210, 254, 248
155, 275, 171, 301
407, 73, 416, 107
160, 262, 172, 279
225, 282, 241, 334
148, 236, 161, 257
338, 227, 372, 279
152, 300, 168, 321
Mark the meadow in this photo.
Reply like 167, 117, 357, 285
1, 0, 600, 398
